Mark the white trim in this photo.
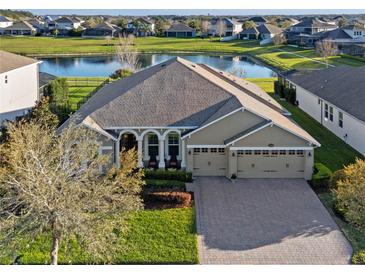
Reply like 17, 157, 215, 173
229, 146, 314, 151
225, 121, 273, 146
187, 145, 227, 148
162, 128, 181, 139
105, 126, 197, 130
100, 146, 113, 150
140, 129, 163, 140
181, 107, 244, 140
118, 129, 141, 141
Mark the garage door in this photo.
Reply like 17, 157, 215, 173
237, 149, 305, 178
193, 147, 227, 176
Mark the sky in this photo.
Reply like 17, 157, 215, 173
26, 9, 365, 16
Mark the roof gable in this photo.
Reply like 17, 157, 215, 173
0, 50, 39, 74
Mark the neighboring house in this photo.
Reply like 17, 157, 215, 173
0, 51, 41, 124
82, 22, 120, 38
208, 18, 243, 37
61, 57, 319, 180
27, 18, 46, 33
247, 16, 268, 26
315, 24, 365, 56
280, 65, 365, 154
48, 16, 83, 35
240, 23, 283, 44
38, 72, 57, 96
2, 21, 36, 36
0, 16, 13, 29
165, 23, 196, 38
128, 18, 155, 36
286, 17, 338, 46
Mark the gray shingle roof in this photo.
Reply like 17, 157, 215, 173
60, 57, 319, 146
241, 27, 259, 35
0, 16, 11, 22
0, 50, 39, 74
316, 28, 353, 39
167, 23, 195, 32
283, 66, 365, 122
257, 24, 282, 34
4, 21, 35, 31
248, 16, 267, 23
39, 72, 57, 88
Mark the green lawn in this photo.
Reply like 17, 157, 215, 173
0, 207, 198, 265
66, 77, 108, 110
1, 36, 364, 71
246, 78, 362, 171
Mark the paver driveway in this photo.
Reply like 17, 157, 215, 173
193, 177, 352, 264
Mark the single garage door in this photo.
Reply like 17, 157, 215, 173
193, 147, 227, 176
237, 149, 305, 178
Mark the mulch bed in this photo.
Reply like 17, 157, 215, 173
143, 188, 194, 210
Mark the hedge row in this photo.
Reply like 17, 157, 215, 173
144, 169, 193, 182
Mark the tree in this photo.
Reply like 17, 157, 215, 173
242, 20, 256, 30
154, 18, 171, 37
115, 34, 140, 72
272, 33, 287, 46
216, 18, 226, 38
26, 96, 59, 129
332, 159, 365, 232
0, 118, 144, 265
115, 18, 128, 29
201, 20, 209, 36
187, 19, 201, 33
52, 29, 59, 38
315, 40, 338, 68
45, 78, 71, 122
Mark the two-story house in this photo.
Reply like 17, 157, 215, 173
0, 51, 41, 124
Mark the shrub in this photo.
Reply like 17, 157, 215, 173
109, 69, 133, 80
147, 191, 192, 208
311, 163, 332, 189
352, 250, 365, 264
145, 179, 186, 190
274, 81, 285, 98
45, 78, 71, 122
333, 159, 365, 232
144, 169, 192, 182
284, 87, 296, 105
330, 169, 346, 190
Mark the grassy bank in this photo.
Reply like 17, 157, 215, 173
1, 37, 364, 71
0, 207, 198, 264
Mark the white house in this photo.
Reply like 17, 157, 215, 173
208, 18, 243, 37
0, 51, 41, 124
280, 65, 365, 155
0, 16, 13, 29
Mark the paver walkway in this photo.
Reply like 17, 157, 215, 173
193, 177, 352, 264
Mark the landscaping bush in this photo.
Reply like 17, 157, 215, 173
311, 162, 332, 189
274, 81, 285, 98
352, 250, 365, 264
145, 179, 186, 190
146, 191, 192, 208
109, 68, 133, 80
333, 159, 365, 232
329, 169, 346, 190
285, 87, 297, 105
144, 169, 192, 182
45, 78, 71, 122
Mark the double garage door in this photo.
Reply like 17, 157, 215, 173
192, 147, 305, 178
236, 149, 305, 178
193, 147, 227, 176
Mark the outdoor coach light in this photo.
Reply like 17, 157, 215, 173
232, 152, 235, 157
308, 152, 312, 157
188, 150, 191, 155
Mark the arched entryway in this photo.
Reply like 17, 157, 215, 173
120, 133, 137, 152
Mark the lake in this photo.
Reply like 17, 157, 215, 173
39, 54, 276, 78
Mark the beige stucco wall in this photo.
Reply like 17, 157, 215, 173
233, 124, 308, 147
186, 110, 264, 145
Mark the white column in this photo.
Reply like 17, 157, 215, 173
181, 139, 186, 169
158, 139, 165, 169
137, 138, 143, 168
115, 140, 120, 169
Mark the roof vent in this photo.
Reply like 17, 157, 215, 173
191, 64, 196, 68
324, 79, 328, 83
161, 64, 166, 67
219, 71, 223, 74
